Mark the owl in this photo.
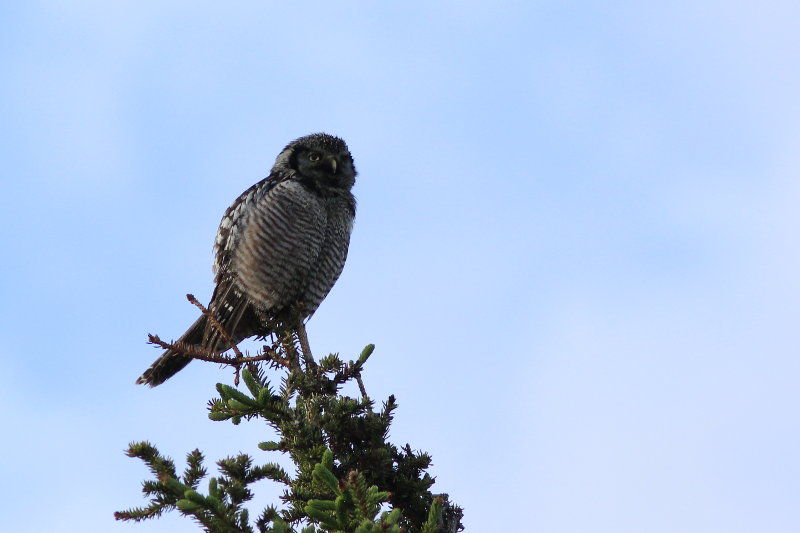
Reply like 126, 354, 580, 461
136, 133, 357, 386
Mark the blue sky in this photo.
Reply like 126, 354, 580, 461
1, 2, 798, 532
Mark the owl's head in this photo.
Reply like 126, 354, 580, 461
274, 133, 356, 190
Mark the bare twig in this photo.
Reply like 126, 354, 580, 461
186, 293, 244, 359
261, 335, 297, 370
148, 334, 282, 367
296, 322, 317, 372
150, 295, 321, 382
185, 293, 247, 384
355, 373, 372, 412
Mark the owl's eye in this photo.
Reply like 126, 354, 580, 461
308, 153, 321, 162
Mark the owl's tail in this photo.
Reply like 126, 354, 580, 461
135, 315, 222, 387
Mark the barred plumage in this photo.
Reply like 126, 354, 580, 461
136, 133, 357, 386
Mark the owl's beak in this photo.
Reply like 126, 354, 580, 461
325, 156, 338, 175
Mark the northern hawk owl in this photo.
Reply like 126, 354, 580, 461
136, 133, 356, 386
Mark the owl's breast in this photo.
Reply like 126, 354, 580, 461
232, 180, 327, 311
299, 195, 355, 317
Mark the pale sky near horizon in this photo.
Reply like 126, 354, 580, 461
1, 2, 799, 532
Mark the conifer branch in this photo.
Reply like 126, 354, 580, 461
122, 327, 463, 532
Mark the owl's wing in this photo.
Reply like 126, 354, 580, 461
214, 175, 278, 280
